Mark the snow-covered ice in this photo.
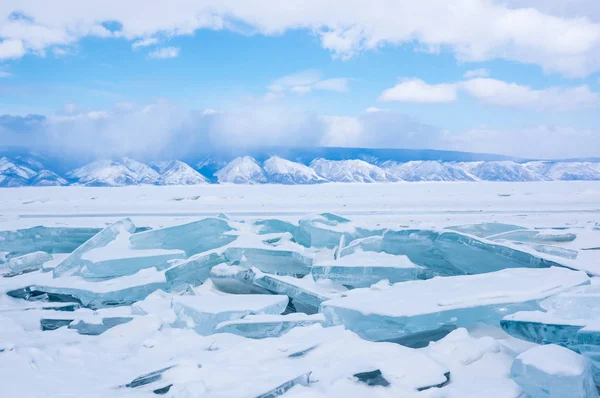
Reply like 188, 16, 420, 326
1, 182, 600, 397
511, 344, 599, 398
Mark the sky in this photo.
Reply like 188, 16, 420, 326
0, 1, 600, 160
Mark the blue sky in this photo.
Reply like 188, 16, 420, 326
1, 1, 600, 159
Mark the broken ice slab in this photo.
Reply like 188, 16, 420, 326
53, 218, 136, 278
254, 219, 299, 236
380, 229, 568, 276
444, 222, 525, 238
353, 369, 390, 387
0, 226, 101, 257
210, 265, 345, 314
511, 344, 599, 398
2, 251, 52, 275
80, 227, 185, 280
490, 229, 577, 243
499, 240, 579, 260
321, 267, 589, 341
255, 372, 312, 398
296, 213, 383, 249
338, 236, 383, 257
214, 313, 325, 339
129, 217, 237, 256
577, 325, 600, 383
501, 284, 600, 350
312, 250, 430, 288
224, 247, 312, 277
164, 253, 225, 291
8, 268, 167, 309
172, 291, 288, 335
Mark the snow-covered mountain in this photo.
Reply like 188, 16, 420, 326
310, 158, 398, 182
29, 170, 68, 186
524, 162, 600, 181
382, 160, 475, 182
67, 159, 140, 187
456, 161, 547, 182
0, 157, 38, 187
215, 156, 268, 184
263, 156, 326, 184
2, 152, 600, 187
152, 160, 208, 185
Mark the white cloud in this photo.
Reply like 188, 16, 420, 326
148, 46, 180, 59
448, 125, 600, 159
0, 70, 12, 77
463, 68, 490, 78
461, 78, 599, 110
379, 78, 458, 103
365, 107, 388, 113
1, 1, 600, 76
314, 78, 350, 92
0, 39, 25, 60
267, 70, 350, 97
291, 85, 312, 95
2, 102, 599, 159
132, 37, 158, 50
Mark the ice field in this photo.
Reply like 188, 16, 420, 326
2, 181, 600, 397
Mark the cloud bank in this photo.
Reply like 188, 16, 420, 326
1, 102, 599, 160
1, 1, 600, 76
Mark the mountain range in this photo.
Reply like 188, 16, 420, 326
2, 153, 600, 187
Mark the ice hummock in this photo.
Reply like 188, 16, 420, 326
214, 313, 325, 338
2, 251, 52, 275
8, 268, 168, 309
53, 218, 137, 277
172, 287, 289, 335
0, 226, 101, 257
164, 253, 225, 291
210, 265, 346, 314
224, 246, 313, 277
511, 344, 599, 398
296, 213, 382, 249
312, 249, 429, 288
501, 284, 600, 351
321, 267, 589, 341
129, 217, 237, 256
380, 228, 568, 276
445, 222, 525, 238
80, 226, 185, 279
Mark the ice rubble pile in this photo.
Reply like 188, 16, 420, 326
1, 214, 600, 397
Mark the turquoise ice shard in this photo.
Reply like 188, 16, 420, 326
0, 226, 101, 257
2, 251, 52, 275
214, 313, 325, 338
511, 344, 599, 398
297, 213, 382, 249
312, 250, 429, 288
338, 236, 383, 257
577, 325, 600, 383
254, 219, 299, 236
53, 218, 136, 278
8, 268, 167, 309
164, 253, 225, 291
380, 229, 567, 276
445, 222, 525, 238
501, 284, 600, 351
40, 307, 134, 334
209, 265, 272, 295
80, 229, 185, 280
224, 246, 312, 277
255, 372, 312, 398
490, 229, 577, 243
320, 267, 589, 341
209, 265, 345, 314
130, 217, 237, 256
172, 291, 288, 335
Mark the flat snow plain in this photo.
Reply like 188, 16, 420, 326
1, 181, 600, 397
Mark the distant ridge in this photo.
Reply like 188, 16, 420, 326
1, 151, 600, 187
